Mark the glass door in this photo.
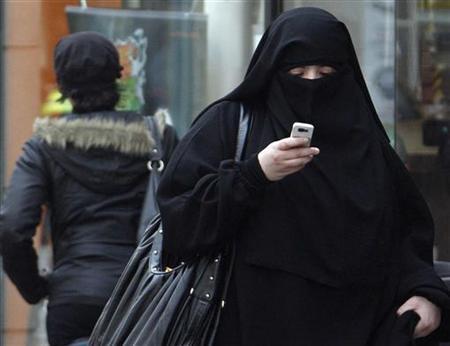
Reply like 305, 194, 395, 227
396, 0, 450, 261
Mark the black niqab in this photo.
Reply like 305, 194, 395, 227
198, 7, 388, 142
197, 7, 397, 286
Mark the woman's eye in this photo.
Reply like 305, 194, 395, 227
319, 67, 336, 76
289, 68, 305, 76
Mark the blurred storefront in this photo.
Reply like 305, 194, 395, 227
0, 0, 449, 345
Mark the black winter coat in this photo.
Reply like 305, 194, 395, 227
157, 101, 450, 346
0, 110, 178, 307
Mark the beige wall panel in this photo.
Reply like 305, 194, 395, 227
4, 0, 42, 177
4, 47, 42, 178
4, 1, 41, 47
3, 1, 42, 345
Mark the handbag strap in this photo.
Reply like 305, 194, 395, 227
137, 116, 165, 240
190, 102, 251, 301
191, 103, 251, 346
235, 103, 250, 161
144, 116, 164, 169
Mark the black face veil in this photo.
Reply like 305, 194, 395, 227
197, 7, 397, 287
198, 7, 388, 142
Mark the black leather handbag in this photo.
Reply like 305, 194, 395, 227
89, 105, 250, 346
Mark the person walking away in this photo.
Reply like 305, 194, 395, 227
0, 32, 178, 346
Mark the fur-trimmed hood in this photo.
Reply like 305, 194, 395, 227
33, 109, 169, 156
33, 110, 171, 194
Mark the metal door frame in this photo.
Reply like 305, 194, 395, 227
265, 0, 283, 26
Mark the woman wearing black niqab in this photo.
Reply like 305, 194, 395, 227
157, 7, 450, 345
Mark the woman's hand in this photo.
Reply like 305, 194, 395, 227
257, 137, 320, 181
397, 296, 441, 338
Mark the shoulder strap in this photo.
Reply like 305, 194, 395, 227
203, 103, 252, 345
137, 116, 164, 240
144, 116, 163, 163
235, 103, 251, 161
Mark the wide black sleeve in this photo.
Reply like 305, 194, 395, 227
384, 143, 450, 330
157, 102, 270, 260
0, 138, 49, 304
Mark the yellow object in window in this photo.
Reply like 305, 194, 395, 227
41, 89, 73, 118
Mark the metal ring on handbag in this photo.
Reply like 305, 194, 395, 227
147, 160, 164, 172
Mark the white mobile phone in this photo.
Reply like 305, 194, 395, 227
290, 122, 314, 145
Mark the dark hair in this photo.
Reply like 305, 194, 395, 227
58, 81, 120, 113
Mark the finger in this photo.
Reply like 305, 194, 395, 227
398, 296, 441, 339
397, 297, 418, 316
277, 137, 310, 150
280, 164, 306, 177
276, 147, 320, 161
397, 304, 414, 316
282, 156, 313, 170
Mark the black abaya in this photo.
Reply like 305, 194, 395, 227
158, 101, 449, 345
157, 7, 450, 345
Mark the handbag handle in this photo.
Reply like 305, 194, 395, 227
144, 116, 164, 171
137, 116, 165, 240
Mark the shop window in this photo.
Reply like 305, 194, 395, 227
396, 0, 450, 260
47, 1, 266, 135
